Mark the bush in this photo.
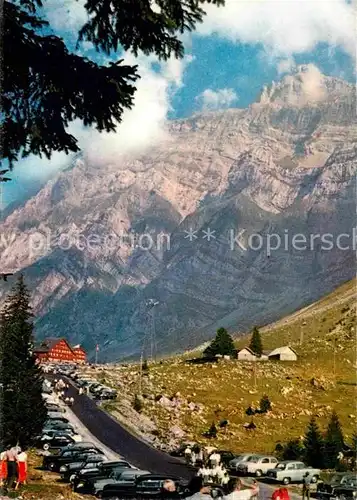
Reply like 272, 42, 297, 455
260, 395, 272, 413
203, 423, 217, 438
133, 394, 144, 413
245, 406, 255, 416
142, 359, 149, 373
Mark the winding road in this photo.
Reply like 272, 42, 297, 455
63, 379, 195, 480
53, 376, 301, 498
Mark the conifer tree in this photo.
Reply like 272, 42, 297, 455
281, 439, 304, 461
249, 327, 263, 356
0, 275, 47, 448
324, 410, 344, 469
3, 0, 224, 168
303, 416, 325, 468
203, 328, 236, 357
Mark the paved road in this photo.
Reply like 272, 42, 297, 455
49, 375, 301, 498
56, 377, 196, 480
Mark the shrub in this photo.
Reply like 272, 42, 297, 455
133, 394, 144, 413
245, 406, 255, 416
260, 395, 272, 413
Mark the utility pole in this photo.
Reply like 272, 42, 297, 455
253, 360, 257, 389
139, 350, 143, 395
95, 344, 98, 365
333, 336, 336, 379
300, 320, 307, 345
146, 299, 159, 362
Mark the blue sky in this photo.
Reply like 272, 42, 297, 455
2, 0, 355, 208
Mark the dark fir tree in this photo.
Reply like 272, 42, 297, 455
249, 327, 263, 356
203, 328, 236, 357
324, 410, 344, 469
0, 275, 47, 448
303, 417, 325, 468
3, 0, 224, 168
259, 395, 272, 413
281, 439, 304, 461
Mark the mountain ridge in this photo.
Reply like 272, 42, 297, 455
0, 67, 356, 361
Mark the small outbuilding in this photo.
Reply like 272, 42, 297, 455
237, 348, 258, 361
268, 346, 297, 361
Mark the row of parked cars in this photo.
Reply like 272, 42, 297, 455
47, 363, 118, 401
229, 453, 357, 498
40, 386, 199, 498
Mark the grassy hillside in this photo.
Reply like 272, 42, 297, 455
85, 279, 356, 455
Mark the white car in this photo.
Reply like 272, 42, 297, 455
267, 461, 320, 484
237, 455, 278, 477
229, 454, 258, 472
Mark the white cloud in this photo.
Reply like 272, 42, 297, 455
196, 88, 239, 110
43, 0, 88, 34
277, 57, 296, 75
9, 51, 194, 184
199, 0, 355, 59
76, 52, 194, 166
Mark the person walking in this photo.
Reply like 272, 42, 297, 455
15, 448, 27, 490
302, 473, 311, 500
0, 451, 7, 487
209, 451, 220, 468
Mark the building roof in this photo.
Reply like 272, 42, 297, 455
34, 337, 73, 353
268, 346, 297, 357
238, 347, 258, 355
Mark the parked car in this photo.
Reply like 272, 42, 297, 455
237, 455, 278, 477
91, 468, 151, 497
47, 413, 70, 423
266, 461, 320, 484
333, 477, 357, 500
60, 454, 106, 482
56, 442, 102, 454
228, 453, 257, 472
101, 473, 186, 499
39, 434, 77, 451
317, 473, 357, 500
211, 451, 237, 468
45, 403, 65, 413
43, 420, 74, 432
43, 447, 104, 472
72, 460, 134, 492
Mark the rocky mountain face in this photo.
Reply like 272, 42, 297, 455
0, 66, 356, 361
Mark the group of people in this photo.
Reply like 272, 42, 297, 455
53, 378, 74, 405
184, 447, 229, 487
0, 445, 27, 490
